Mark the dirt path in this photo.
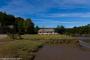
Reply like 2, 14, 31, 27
34, 46, 90, 60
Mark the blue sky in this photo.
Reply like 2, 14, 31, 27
0, 0, 90, 28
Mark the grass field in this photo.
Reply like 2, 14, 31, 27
0, 39, 43, 60
22, 35, 79, 47
0, 34, 80, 60
22, 34, 74, 40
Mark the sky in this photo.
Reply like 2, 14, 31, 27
0, 0, 90, 28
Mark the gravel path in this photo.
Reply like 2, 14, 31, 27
34, 46, 90, 60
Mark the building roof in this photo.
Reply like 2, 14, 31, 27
38, 28, 55, 33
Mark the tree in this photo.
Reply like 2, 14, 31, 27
26, 18, 35, 34
35, 26, 40, 34
15, 17, 25, 35
0, 12, 6, 33
55, 25, 65, 34
65, 24, 90, 36
0, 12, 16, 34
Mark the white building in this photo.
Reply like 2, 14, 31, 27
38, 28, 58, 34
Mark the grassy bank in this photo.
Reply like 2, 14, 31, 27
21, 35, 79, 47
0, 40, 43, 60
22, 34, 74, 40
0, 34, 80, 60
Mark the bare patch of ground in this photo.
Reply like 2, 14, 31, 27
34, 46, 90, 60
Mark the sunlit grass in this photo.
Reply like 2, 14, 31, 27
22, 34, 74, 40
0, 40, 43, 60
21, 34, 79, 47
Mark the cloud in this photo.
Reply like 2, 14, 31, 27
52, 0, 90, 7
0, 0, 56, 16
36, 21, 80, 24
0, 0, 32, 17
44, 12, 90, 18
33, 18, 88, 28
33, 18, 84, 24
0, 0, 90, 18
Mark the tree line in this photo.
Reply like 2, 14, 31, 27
55, 24, 90, 36
0, 11, 90, 36
0, 12, 39, 34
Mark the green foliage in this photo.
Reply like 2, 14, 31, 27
26, 19, 35, 34
0, 11, 35, 34
55, 24, 90, 36
34, 26, 40, 34
0, 12, 15, 26
65, 24, 90, 36
55, 25, 65, 34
